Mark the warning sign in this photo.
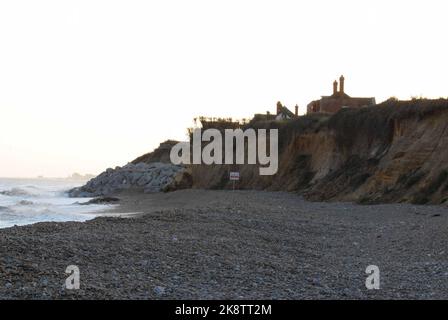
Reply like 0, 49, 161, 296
229, 172, 240, 181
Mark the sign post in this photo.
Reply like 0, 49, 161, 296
229, 171, 240, 191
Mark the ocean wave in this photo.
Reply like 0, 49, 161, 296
0, 188, 35, 197
0, 178, 110, 228
17, 200, 34, 206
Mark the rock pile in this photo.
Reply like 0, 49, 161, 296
68, 162, 186, 197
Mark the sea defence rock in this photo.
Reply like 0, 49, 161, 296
68, 162, 187, 197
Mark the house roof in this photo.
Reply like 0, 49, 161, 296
278, 106, 296, 118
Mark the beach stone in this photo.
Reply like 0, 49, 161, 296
153, 286, 165, 296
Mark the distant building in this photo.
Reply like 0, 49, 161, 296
307, 75, 376, 114
252, 102, 299, 122
275, 101, 299, 120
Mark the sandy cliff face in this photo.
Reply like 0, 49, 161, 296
357, 108, 448, 204
190, 99, 448, 204
74, 99, 448, 204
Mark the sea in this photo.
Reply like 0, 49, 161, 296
0, 178, 113, 229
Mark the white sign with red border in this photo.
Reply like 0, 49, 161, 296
229, 172, 240, 181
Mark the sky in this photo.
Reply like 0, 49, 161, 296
0, 0, 447, 178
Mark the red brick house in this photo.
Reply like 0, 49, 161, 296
307, 75, 376, 114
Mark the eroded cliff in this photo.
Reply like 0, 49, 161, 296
190, 99, 448, 204
73, 99, 448, 204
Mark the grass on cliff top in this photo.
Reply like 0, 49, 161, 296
327, 98, 448, 149
329, 98, 448, 126
245, 113, 330, 151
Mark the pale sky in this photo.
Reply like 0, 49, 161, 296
1, 0, 447, 178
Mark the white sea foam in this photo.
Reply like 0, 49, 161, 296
0, 178, 115, 229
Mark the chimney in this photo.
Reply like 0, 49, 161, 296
339, 75, 345, 94
333, 80, 338, 95
276, 101, 282, 115
295, 104, 299, 116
